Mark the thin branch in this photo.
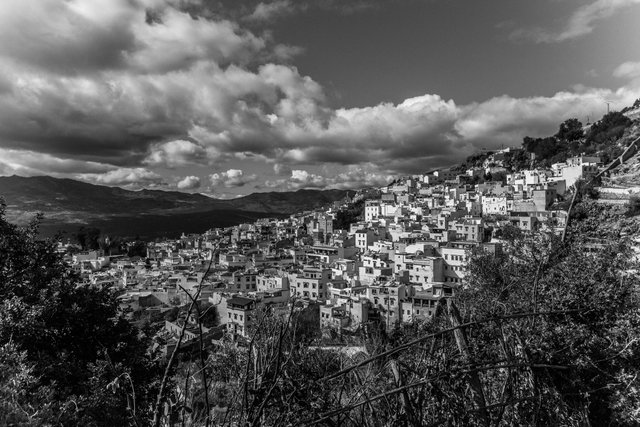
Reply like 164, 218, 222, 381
152, 248, 216, 427
315, 309, 583, 385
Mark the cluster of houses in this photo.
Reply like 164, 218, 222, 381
60, 150, 602, 348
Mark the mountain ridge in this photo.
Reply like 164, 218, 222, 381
0, 175, 354, 238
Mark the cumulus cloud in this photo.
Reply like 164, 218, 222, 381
265, 165, 394, 191
0, 0, 308, 164
77, 167, 164, 187
209, 169, 257, 187
1, 0, 640, 189
144, 140, 208, 168
176, 175, 201, 189
510, 0, 640, 43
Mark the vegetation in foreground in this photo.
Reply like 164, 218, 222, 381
1, 190, 639, 425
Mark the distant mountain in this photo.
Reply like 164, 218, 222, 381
0, 176, 353, 238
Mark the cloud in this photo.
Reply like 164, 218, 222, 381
273, 163, 292, 176
144, 139, 208, 168
1, 0, 640, 189
242, 0, 378, 23
77, 167, 164, 187
209, 169, 257, 187
0, 0, 305, 163
176, 175, 201, 189
614, 61, 640, 80
265, 165, 394, 190
0, 0, 267, 74
0, 148, 115, 176
246, 1, 296, 22
510, 0, 640, 43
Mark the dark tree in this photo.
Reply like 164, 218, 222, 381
555, 118, 584, 141
127, 240, 148, 258
0, 202, 162, 425
75, 226, 102, 250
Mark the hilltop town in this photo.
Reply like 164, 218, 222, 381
58, 143, 632, 349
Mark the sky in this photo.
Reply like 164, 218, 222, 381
0, 0, 639, 198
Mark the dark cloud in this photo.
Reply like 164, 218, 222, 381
1, 0, 640, 187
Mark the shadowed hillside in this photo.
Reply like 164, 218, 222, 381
0, 176, 353, 238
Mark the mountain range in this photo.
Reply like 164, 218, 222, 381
0, 176, 354, 238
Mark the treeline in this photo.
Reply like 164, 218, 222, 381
67, 226, 149, 258
523, 111, 633, 167
458, 105, 637, 173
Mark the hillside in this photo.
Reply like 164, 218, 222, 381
0, 176, 353, 238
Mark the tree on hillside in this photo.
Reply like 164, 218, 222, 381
522, 136, 565, 162
503, 149, 530, 171
75, 226, 102, 250
587, 111, 633, 145
335, 199, 365, 230
555, 118, 584, 142
0, 201, 162, 425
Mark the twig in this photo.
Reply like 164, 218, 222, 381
316, 309, 583, 385
152, 248, 216, 427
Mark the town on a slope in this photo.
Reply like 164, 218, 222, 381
57, 149, 601, 351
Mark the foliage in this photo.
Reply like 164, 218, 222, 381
627, 195, 640, 217
0, 201, 162, 425
621, 98, 640, 114
518, 109, 634, 169
587, 111, 633, 145
522, 136, 566, 166
335, 199, 365, 230
502, 149, 530, 172
75, 226, 102, 250
127, 240, 148, 258
555, 118, 584, 142
455, 151, 494, 171
184, 204, 640, 426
